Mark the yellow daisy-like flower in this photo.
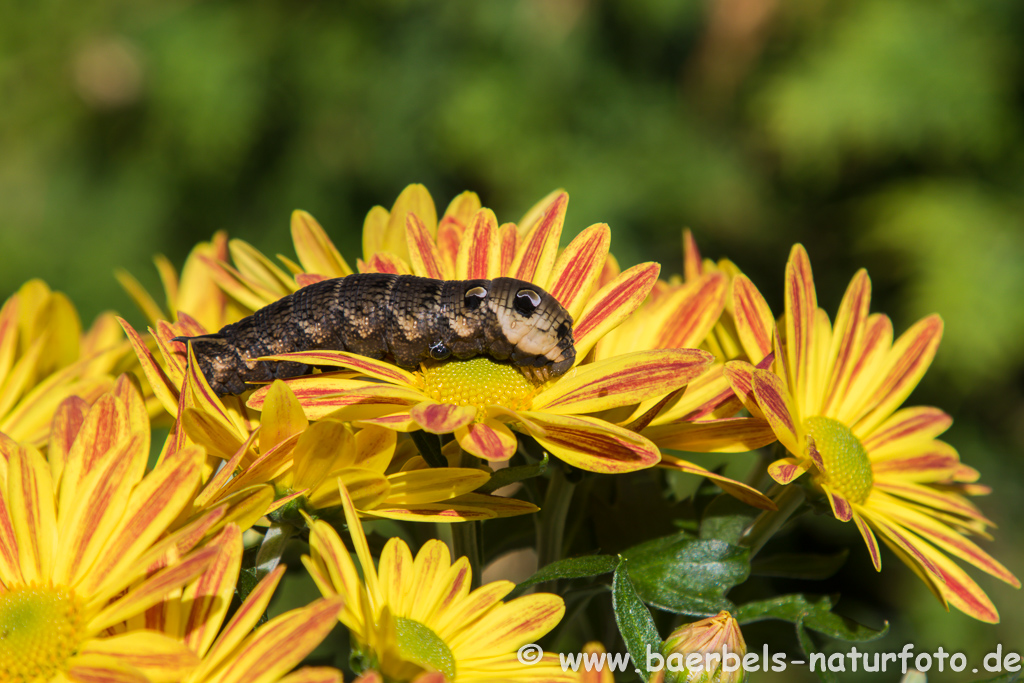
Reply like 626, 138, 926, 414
725, 244, 1019, 622
0, 280, 126, 447
118, 231, 256, 333
304, 484, 572, 683
121, 319, 531, 524
573, 231, 775, 507
236, 189, 711, 474
0, 376, 220, 682
136, 523, 345, 683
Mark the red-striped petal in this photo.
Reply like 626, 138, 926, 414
457, 208, 501, 280
406, 213, 447, 280
573, 263, 660, 360
821, 269, 871, 415
409, 402, 477, 434
512, 192, 567, 283
644, 416, 777, 453
660, 455, 775, 509
732, 275, 774, 362
291, 209, 352, 278
784, 244, 817, 410
534, 349, 713, 414
518, 412, 660, 474
651, 273, 727, 350
455, 420, 517, 461
751, 370, 801, 457
546, 223, 610, 319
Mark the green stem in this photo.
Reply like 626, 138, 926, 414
738, 484, 805, 558
450, 448, 482, 588
536, 464, 576, 592
452, 520, 482, 590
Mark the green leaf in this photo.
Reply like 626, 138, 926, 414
751, 550, 849, 580
620, 532, 749, 615
612, 561, 661, 683
508, 554, 619, 599
700, 492, 761, 544
797, 624, 837, 683
478, 454, 549, 493
737, 594, 888, 643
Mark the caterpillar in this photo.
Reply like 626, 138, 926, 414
173, 273, 577, 396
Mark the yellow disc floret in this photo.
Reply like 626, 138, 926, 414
420, 357, 538, 414
0, 585, 85, 683
804, 416, 874, 505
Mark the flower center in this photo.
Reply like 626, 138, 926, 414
394, 617, 456, 680
804, 416, 874, 505
420, 357, 538, 414
0, 584, 85, 683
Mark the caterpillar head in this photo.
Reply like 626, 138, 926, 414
489, 277, 576, 382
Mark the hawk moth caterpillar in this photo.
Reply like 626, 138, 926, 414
173, 273, 576, 396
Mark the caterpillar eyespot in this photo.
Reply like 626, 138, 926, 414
173, 273, 576, 396
514, 288, 542, 316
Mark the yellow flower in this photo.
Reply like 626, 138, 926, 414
578, 231, 775, 507
238, 189, 711, 474
303, 484, 572, 683
0, 376, 219, 682
117, 231, 257, 333
120, 321, 532, 524
725, 244, 1019, 622
0, 280, 126, 447
137, 523, 345, 683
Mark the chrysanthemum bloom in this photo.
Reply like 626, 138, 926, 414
135, 522, 345, 683
118, 231, 256, 333
582, 231, 774, 507
0, 376, 224, 682
231, 190, 713, 474
122, 318, 532, 525
0, 280, 127, 447
725, 244, 1019, 622
303, 484, 572, 682
650, 611, 747, 683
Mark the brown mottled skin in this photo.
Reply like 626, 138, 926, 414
174, 274, 576, 396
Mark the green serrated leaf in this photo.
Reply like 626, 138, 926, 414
478, 455, 549, 493
700, 492, 760, 544
737, 594, 888, 644
751, 550, 849, 580
736, 594, 833, 624
803, 608, 889, 643
798, 624, 837, 683
620, 532, 748, 615
612, 562, 661, 683
508, 554, 619, 599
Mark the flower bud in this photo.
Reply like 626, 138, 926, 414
650, 611, 747, 683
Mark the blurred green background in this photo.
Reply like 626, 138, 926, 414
3, 0, 1021, 680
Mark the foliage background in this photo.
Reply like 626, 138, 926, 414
3, 0, 1022, 680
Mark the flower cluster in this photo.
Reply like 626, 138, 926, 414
0, 185, 1015, 683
